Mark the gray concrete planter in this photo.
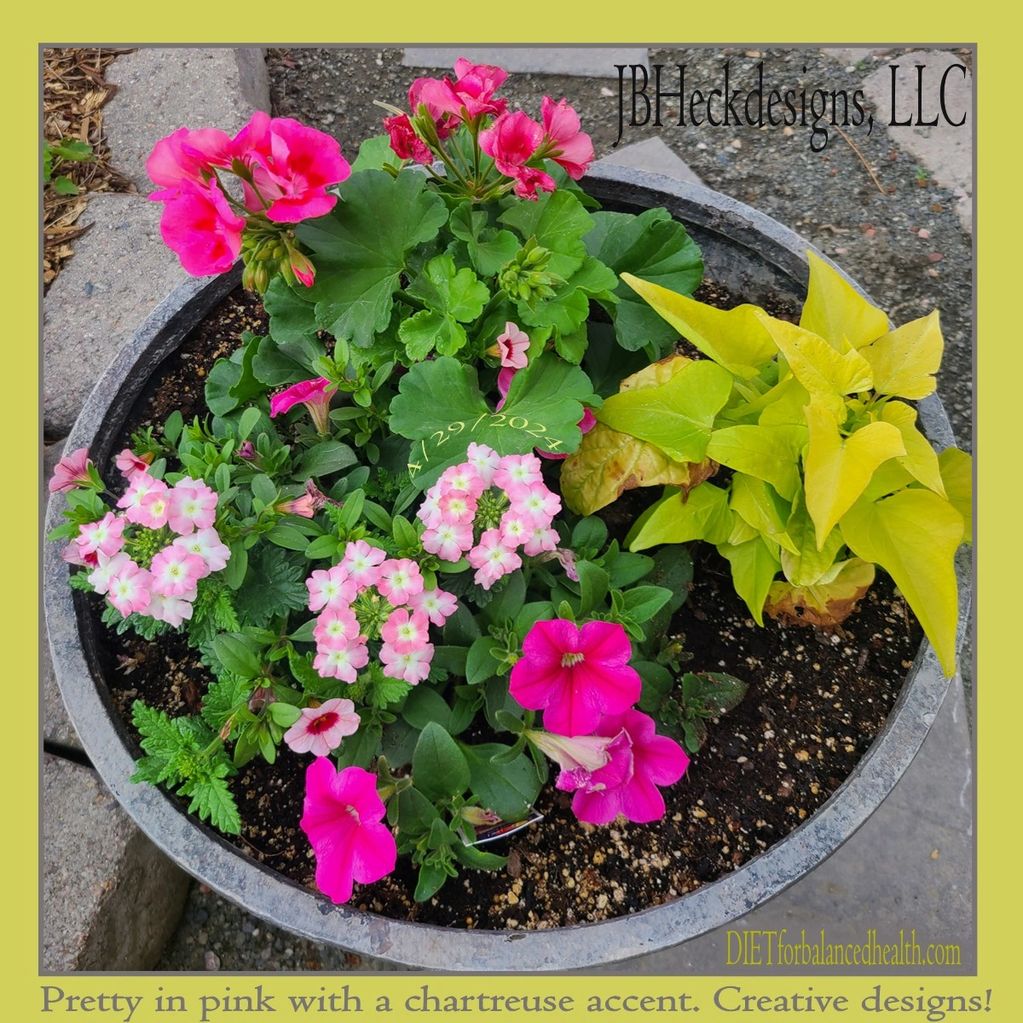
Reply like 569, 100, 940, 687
43, 167, 971, 972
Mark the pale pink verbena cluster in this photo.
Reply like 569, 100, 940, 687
306, 541, 459, 686
417, 444, 561, 590
65, 453, 230, 628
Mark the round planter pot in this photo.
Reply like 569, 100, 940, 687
44, 166, 971, 972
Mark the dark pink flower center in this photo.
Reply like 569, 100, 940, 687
561, 652, 585, 668
307, 711, 339, 735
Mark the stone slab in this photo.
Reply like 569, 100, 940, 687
42, 442, 83, 751
862, 50, 973, 232
403, 47, 646, 78
43, 193, 188, 440
612, 672, 975, 974
594, 136, 703, 185
42, 754, 190, 971
105, 48, 271, 193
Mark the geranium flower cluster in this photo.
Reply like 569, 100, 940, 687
56, 449, 230, 628
305, 540, 458, 686
417, 445, 561, 590
146, 112, 349, 284
384, 57, 594, 200
511, 619, 690, 826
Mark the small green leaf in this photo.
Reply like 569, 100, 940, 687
412, 722, 471, 801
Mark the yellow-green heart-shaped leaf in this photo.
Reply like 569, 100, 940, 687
879, 400, 946, 496
719, 535, 782, 625
860, 310, 943, 399
707, 423, 806, 501
804, 400, 905, 549
626, 482, 733, 551
799, 251, 888, 350
937, 447, 972, 544
620, 273, 777, 378
841, 489, 964, 675
729, 474, 798, 554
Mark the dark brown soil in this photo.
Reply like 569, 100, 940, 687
90, 283, 922, 930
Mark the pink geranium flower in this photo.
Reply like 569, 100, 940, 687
269, 377, 336, 435
150, 546, 206, 597
407, 77, 458, 138
299, 760, 397, 904
285, 698, 360, 757
383, 113, 433, 165
377, 559, 424, 606
146, 126, 233, 190
167, 477, 218, 534
493, 322, 530, 369
49, 447, 93, 494
76, 512, 126, 559
446, 58, 508, 118
154, 178, 247, 276
480, 112, 555, 199
232, 112, 351, 223
172, 527, 231, 572
106, 562, 153, 617
115, 448, 152, 479
509, 619, 642, 736
540, 97, 595, 180
565, 709, 690, 824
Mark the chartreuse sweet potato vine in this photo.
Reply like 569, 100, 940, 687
561, 253, 971, 675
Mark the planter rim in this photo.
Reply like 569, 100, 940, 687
44, 166, 971, 972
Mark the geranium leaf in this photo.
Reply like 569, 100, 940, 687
297, 170, 448, 346
389, 354, 592, 490
499, 189, 594, 278
449, 202, 519, 277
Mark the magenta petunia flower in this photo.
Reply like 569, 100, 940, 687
300, 759, 397, 904
509, 619, 642, 736
565, 709, 690, 825
49, 447, 93, 494
269, 377, 336, 435
285, 698, 360, 757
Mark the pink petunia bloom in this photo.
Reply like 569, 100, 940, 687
380, 608, 431, 654
172, 527, 231, 572
494, 453, 544, 492
526, 728, 618, 783
306, 565, 357, 613
466, 443, 501, 487
421, 522, 474, 563
468, 529, 522, 590
106, 562, 153, 617
539, 97, 595, 180
150, 546, 206, 597
167, 477, 218, 534
231, 112, 351, 223
76, 512, 126, 559
115, 448, 152, 479
479, 111, 542, 175
339, 540, 387, 590
87, 551, 133, 595
136, 488, 171, 530
376, 559, 424, 606
146, 126, 233, 190
154, 178, 247, 276
383, 113, 433, 165
566, 709, 689, 825
117, 472, 168, 524
299, 759, 397, 904
49, 447, 93, 494
313, 640, 370, 683
408, 587, 458, 627
493, 322, 529, 369
314, 606, 361, 649
379, 642, 434, 684
148, 593, 195, 628
509, 619, 642, 737
285, 698, 361, 757
269, 377, 336, 435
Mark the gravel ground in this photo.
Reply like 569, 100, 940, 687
156, 45, 975, 973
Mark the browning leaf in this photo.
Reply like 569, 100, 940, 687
764, 558, 875, 627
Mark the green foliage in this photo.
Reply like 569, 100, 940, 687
44, 137, 93, 195
234, 546, 309, 628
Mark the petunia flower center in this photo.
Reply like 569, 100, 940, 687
561, 651, 585, 668
307, 711, 339, 735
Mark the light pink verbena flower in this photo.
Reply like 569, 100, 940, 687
232, 112, 351, 224
379, 642, 434, 685
87, 551, 133, 595
117, 472, 167, 524
306, 565, 357, 613
377, 559, 424, 606
148, 593, 195, 628
340, 540, 387, 589
285, 698, 360, 757
313, 640, 370, 683
269, 377, 336, 435
381, 609, 431, 654
540, 97, 595, 180
167, 477, 218, 534
565, 709, 689, 825
313, 606, 361, 649
172, 527, 230, 572
76, 512, 126, 559
49, 447, 93, 494
468, 528, 522, 590
509, 619, 642, 737
150, 546, 206, 597
107, 562, 153, 616
136, 489, 171, 530
408, 587, 458, 627
154, 178, 247, 276
300, 759, 397, 905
